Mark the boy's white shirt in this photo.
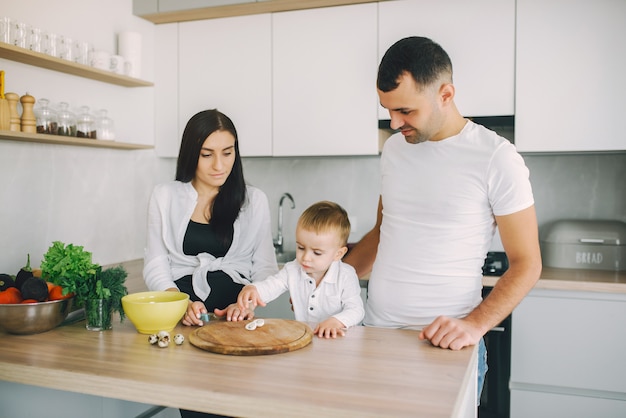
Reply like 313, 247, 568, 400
254, 260, 364, 328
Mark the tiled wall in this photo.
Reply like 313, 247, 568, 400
243, 151, 626, 252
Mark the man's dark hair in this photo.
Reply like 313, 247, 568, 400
377, 36, 453, 92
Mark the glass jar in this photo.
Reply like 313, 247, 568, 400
35, 98, 58, 135
95, 109, 115, 140
56, 102, 76, 137
76, 106, 96, 139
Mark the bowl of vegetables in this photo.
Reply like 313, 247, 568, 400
0, 297, 74, 335
0, 255, 75, 335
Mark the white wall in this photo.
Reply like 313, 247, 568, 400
0, 0, 168, 272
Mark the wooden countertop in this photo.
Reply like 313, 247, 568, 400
117, 258, 626, 295
482, 267, 626, 294
0, 314, 476, 417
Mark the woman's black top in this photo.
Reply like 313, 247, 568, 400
177, 220, 243, 310
183, 220, 229, 257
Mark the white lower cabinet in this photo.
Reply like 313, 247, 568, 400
511, 389, 626, 418
510, 288, 626, 418
0, 381, 180, 418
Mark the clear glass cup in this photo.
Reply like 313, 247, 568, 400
85, 299, 113, 331
74, 41, 92, 65
43, 32, 59, 57
59, 36, 73, 61
35, 98, 58, 135
28, 27, 42, 52
56, 102, 76, 137
95, 109, 115, 140
0, 17, 12, 44
12, 21, 28, 48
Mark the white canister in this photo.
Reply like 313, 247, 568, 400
91, 50, 111, 70
110, 55, 125, 74
117, 31, 141, 78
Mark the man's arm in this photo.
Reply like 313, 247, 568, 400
420, 205, 542, 349
343, 196, 383, 278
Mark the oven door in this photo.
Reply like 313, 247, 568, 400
479, 286, 511, 418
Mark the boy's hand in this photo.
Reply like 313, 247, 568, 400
214, 303, 255, 322
237, 285, 265, 311
313, 317, 347, 338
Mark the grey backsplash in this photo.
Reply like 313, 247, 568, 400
243, 150, 626, 252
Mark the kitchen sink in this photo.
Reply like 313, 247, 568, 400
275, 251, 296, 265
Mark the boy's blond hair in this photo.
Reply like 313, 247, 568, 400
297, 201, 351, 246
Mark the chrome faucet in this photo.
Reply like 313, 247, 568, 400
274, 192, 295, 254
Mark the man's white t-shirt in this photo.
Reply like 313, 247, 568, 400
364, 120, 534, 328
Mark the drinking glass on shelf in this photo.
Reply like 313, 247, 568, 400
0, 17, 12, 44
28, 27, 42, 52
43, 31, 59, 57
12, 20, 28, 48
74, 41, 92, 65
59, 36, 73, 61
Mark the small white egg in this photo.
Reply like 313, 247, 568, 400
174, 334, 185, 345
148, 334, 158, 345
254, 319, 265, 327
245, 321, 257, 331
157, 339, 169, 348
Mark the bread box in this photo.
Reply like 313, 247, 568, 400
540, 220, 626, 271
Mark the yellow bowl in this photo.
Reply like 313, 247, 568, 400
121, 291, 189, 334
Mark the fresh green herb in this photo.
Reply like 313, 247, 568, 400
97, 265, 128, 320
40, 241, 99, 288
40, 241, 128, 321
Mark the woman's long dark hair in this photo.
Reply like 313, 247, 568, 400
175, 109, 246, 247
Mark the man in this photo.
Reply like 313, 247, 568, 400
344, 36, 542, 395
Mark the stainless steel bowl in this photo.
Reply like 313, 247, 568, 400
0, 297, 74, 335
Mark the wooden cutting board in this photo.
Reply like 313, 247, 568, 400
189, 318, 313, 356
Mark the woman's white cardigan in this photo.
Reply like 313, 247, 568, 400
143, 181, 278, 300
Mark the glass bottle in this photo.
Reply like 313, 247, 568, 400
56, 102, 76, 137
95, 109, 115, 140
76, 106, 96, 139
34, 98, 58, 135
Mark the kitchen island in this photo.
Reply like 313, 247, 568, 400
0, 309, 477, 418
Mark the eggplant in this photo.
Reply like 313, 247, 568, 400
0, 273, 16, 291
21, 277, 48, 302
15, 254, 34, 290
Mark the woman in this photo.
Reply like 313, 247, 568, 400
143, 109, 278, 329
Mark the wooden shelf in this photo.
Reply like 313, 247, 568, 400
0, 42, 153, 87
139, 0, 385, 23
0, 130, 154, 150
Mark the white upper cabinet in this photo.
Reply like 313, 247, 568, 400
178, 14, 273, 157
515, 0, 626, 152
378, 0, 515, 120
272, 4, 379, 156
